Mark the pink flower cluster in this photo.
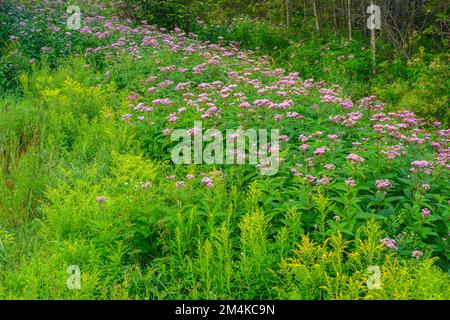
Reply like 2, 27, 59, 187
346, 153, 365, 165
376, 179, 392, 190
380, 237, 398, 251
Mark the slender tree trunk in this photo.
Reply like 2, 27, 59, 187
184, 0, 191, 36
333, 0, 340, 36
286, 0, 290, 27
370, 1, 377, 74
347, 0, 352, 40
303, 0, 308, 23
303, 0, 307, 22
312, 1, 320, 33
363, 0, 368, 37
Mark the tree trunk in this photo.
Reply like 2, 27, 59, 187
286, 0, 290, 27
184, 0, 191, 36
303, 0, 307, 22
347, 0, 352, 41
333, 0, 340, 36
370, 1, 377, 74
312, 1, 320, 33
363, 0, 368, 37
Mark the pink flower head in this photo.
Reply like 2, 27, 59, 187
380, 237, 397, 251
299, 144, 309, 151
411, 160, 430, 168
274, 114, 283, 121
317, 176, 332, 185
96, 196, 107, 203
127, 92, 139, 101
345, 178, 356, 187
313, 147, 329, 156
175, 181, 186, 188
188, 127, 201, 136
376, 179, 392, 190
201, 177, 214, 188
298, 134, 309, 142
121, 114, 133, 121
412, 250, 423, 259
421, 208, 431, 216
162, 128, 173, 136
239, 102, 251, 108
432, 121, 441, 127
324, 163, 336, 170
142, 181, 152, 189
167, 113, 178, 123
347, 153, 365, 165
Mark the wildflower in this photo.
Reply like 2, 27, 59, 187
186, 174, 195, 180
324, 163, 335, 170
376, 179, 392, 190
175, 181, 186, 188
313, 147, 328, 156
380, 237, 397, 251
347, 153, 365, 165
333, 215, 341, 221
345, 178, 356, 187
317, 176, 332, 185
239, 102, 251, 108
274, 114, 283, 121
412, 250, 423, 259
411, 160, 430, 168
95, 196, 107, 208
121, 114, 133, 121
298, 134, 309, 142
228, 133, 240, 140
421, 208, 431, 217
142, 181, 151, 189
187, 127, 201, 136
167, 113, 178, 123
162, 128, 172, 136
127, 92, 139, 101
299, 144, 309, 152
201, 177, 214, 188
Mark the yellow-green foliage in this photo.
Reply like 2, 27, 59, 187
276, 221, 450, 300
376, 51, 450, 123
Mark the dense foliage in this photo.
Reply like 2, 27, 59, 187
115, 0, 450, 123
0, 0, 448, 299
